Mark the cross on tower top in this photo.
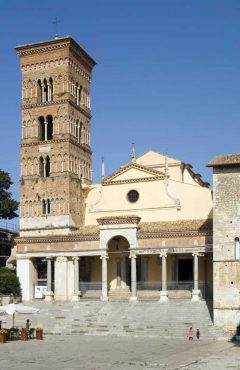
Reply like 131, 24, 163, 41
53, 17, 60, 39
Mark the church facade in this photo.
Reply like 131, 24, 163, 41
15, 36, 239, 332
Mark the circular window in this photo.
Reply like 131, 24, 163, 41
127, 190, 139, 203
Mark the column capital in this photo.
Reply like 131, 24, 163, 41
192, 252, 204, 257
72, 256, 80, 262
100, 255, 109, 260
56, 256, 68, 263
129, 253, 136, 259
160, 252, 167, 258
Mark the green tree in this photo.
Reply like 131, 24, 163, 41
0, 169, 18, 219
0, 267, 21, 296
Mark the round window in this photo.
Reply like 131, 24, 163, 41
127, 190, 139, 203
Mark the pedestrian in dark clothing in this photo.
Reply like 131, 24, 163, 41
196, 329, 200, 339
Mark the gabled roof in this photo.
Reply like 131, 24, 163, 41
102, 162, 165, 186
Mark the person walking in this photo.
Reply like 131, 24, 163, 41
188, 327, 193, 340
196, 329, 200, 340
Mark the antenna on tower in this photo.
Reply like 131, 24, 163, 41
53, 17, 60, 39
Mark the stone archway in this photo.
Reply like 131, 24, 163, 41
97, 215, 141, 301
107, 236, 130, 290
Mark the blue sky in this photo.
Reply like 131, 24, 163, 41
1, 0, 240, 222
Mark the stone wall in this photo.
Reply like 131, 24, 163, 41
212, 166, 240, 330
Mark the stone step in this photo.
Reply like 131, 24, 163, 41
2, 300, 227, 339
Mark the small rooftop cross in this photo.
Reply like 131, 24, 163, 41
53, 17, 60, 39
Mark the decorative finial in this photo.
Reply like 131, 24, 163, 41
130, 142, 136, 162
101, 157, 105, 181
165, 152, 169, 176
53, 17, 60, 39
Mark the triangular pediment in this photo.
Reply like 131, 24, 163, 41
102, 162, 165, 186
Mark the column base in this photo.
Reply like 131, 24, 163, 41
159, 290, 168, 302
100, 296, 109, 302
129, 296, 138, 302
191, 289, 201, 301
71, 292, 81, 302
44, 291, 54, 302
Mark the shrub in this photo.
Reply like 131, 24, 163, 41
0, 267, 21, 296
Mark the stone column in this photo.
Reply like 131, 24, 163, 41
192, 253, 201, 301
45, 257, 54, 302
54, 256, 68, 300
159, 252, 168, 302
17, 258, 35, 302
71, 257, 81, 301
41, 83, 45, 102
129, 254, 138, 302
44, 122, 48, 141
48, 83, 52, 102
43, 158, 46, 178
100, 255, 109, 301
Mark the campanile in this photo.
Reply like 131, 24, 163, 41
15, 36, 96, 236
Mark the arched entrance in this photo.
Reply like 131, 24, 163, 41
107, 236, 131, 290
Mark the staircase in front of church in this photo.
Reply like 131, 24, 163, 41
108, 286, 131, 301
1, 300, 229, 339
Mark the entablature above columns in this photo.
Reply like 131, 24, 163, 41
16, 249, 107, 260
134, 245, 212, 255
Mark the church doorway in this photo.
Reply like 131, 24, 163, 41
178, 258, 193, 282
108, 236, 131, 289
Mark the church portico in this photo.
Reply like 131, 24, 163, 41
16, 218, 213, 302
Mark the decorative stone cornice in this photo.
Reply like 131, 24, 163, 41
16, 233, 99, 244
97, 215, 141, 225
20, 138, 92, 154
22, 99, 92, 119
15, 36, 96, 71
16, 219, 212, 244
102, 162, 165, 186
137, 230, 212, 239
104, 176, 164, 186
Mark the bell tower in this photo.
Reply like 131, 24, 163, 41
15, 36, 96, 236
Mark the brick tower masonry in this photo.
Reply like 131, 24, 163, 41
208, 155, 240, 331
15, 37, 96, 237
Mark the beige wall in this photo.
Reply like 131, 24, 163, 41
85, 178, 212, 225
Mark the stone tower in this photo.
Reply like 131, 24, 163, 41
15, 37, 96, 237
208, 155, 240, 332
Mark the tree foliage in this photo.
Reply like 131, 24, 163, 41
0, 169, 18, 219
0, 267, 21, 296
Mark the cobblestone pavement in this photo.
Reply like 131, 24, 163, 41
0, 335, 239, 370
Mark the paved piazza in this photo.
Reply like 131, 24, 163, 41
0, 335, 239, 370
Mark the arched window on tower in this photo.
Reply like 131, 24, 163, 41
47, 199, 51, 214
42, 199, 46, 215
43, 78, 48, 102
47, 115, 53, 140
42, 199, 50, 215
46, 156, 50, 177
49, 77, 53, 102
39, 116, 45, 141
39, 157, 44, 177
76, 82, 79, 105
39, 156, 50, 177
37, 80, 42, 103
235, 237, 240, 259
